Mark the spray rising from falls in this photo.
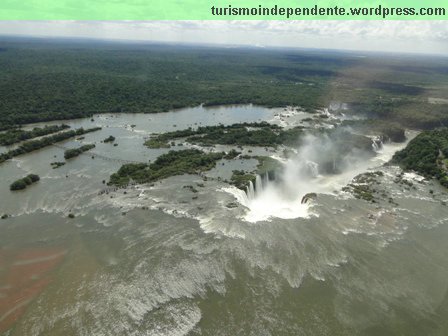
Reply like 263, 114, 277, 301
230, 132, 408, 223
238, 157, 322, 222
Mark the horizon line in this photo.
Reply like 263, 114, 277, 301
0, 32, 446, 58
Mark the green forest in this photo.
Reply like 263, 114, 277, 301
392, 128, 448, 187
0, 37, 447, 131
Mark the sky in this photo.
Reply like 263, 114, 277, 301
0, 21, 447, 55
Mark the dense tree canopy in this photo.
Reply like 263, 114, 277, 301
10, 174, 40, 191
108, 149, 224, 186
0, 124, 70, 146
392, 128, 448, 187
2, 37, 446, 131
64, 144, 96, 159
0, 127, 101, 165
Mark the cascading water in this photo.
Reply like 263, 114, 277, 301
246, 181, 255, 200
306, 161, 319, 178
245, 172, 274, 200
227, 131, 412, 223
372, 136, 384, 152
255, 175, 263, 194
237, 159, 316, 222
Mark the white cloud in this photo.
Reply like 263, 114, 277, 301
0, 21, 447, 54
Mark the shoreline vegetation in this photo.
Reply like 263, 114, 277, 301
392, 128, 448, 188
341, 119, 406, 143
340, 128, 448, 202
0, 127, 101, 165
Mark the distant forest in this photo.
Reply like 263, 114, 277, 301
0, 37, 447, 130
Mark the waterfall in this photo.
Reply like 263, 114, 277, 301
244, 161, 319, 200
225, 131, 411, 223
244, 158, 320, 201
246, 181, 255, 200
255, 175, 263, 193
371, 136, 383, 152
306, 161, 319, 178
246, 173, 276, 200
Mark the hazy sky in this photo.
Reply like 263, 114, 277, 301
0, 21, 447, 55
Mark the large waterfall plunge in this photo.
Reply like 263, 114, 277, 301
236, 158, 323, 222
227, 133, 410, 223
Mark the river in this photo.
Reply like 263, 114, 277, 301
1, 105, 448, 336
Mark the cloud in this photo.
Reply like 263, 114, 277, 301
0, 21, 447, 54
161, 21, 448, 42
88, 20, 448, 40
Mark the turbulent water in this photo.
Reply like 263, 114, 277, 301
1, 105, 448, 336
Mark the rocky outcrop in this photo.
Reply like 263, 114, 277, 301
301, 192, 317, 204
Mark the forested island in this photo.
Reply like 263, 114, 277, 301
103, 136, 115, 143
144, 121, 375, 152
10, 174, 40, 191
0, 127, 101, 164
108, 149, 224, 186
144, 122, 299, 148
0, 124, 70, 146
64, 144, 96, 159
